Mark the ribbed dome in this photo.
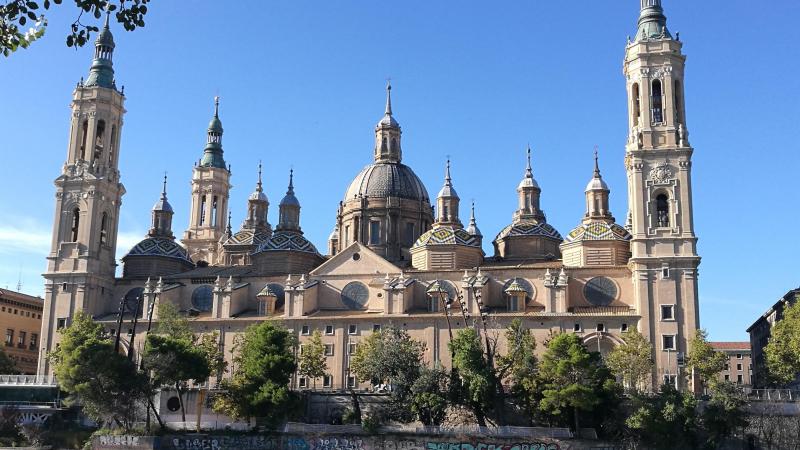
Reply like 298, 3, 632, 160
495, 220, 563, 242
412, 226, 480, 249
124, 237, 192, 263
344, 162, 430, 202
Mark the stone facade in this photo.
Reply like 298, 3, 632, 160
0, 289, 43, 374
710, 342, 752, 387
39, 1, 701, 395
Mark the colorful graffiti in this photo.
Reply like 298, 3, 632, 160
168, 436, 280, 450
424, 444, 559, 450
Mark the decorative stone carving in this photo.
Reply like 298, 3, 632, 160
649, 164, 673, 184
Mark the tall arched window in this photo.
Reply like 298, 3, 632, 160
100, 212, 108, 245
93, 120, 106, 162
70, 208, 80, 242
200, 195, 207, 225
211, 196, 219, 226
651, 79, 664, 123
632, 83, 641, 126
656, 194, 669, 227
673, 80, 683, 124
80, 120, 89, 160
108, 124, 117, 165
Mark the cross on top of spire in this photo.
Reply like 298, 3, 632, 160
385, 79, 393, 116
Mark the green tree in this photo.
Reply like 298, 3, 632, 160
154, 302, 192, 340
686, 328, 726, 389
625, 385, 699, 449
449, 328, 494, 427
1, 0, 151, 57
49, 311, 149, 431
764, 300, 800, 385
605, 330, 654, 392
141, 334, 211, 423
298, 330, 326, 389
410, 366, 449, 426
0, 348, 17, 374
350, 326, 425, 421
212, 322, 296, 426
702, 381, 749, 448
196, 331, 227, 385
535, 332, 617, 432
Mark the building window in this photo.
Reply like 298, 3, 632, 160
507, 296, 519, 312
298, 344, 304, 355
373, 324, 382, 333
674, 80, 683, 124
346, 376, 356, 389
17, 331, 25, 348
80, 120, 88, 159
656, 194, 670, 227
70, 208, 80, 241
661, 304, 675, 321
323, 375, 332, 388
325, 325, 334, 335
405, 222, 415, 246
344, 225, 351, 246
298, 377, 308, 389
369, 221, 381, 245
324, 344, 334, 357
621, 323, 629, 332
100, 212, 108, 245
93, 119, 105, 162
429, 297, 439, 313
596, 323, 605, 332
29, 334, 37, 350
662, 335, 676, 351
5, 330, 12, 347
737, 374, 743, 384
301, 325, 310, 336
56, 318, 68, 330
724, 374, 730, 381
749, 363, 753, 371
348, 342, 357, 355
663, 374, 677, 387
348, 324, 357, 335
651, 79, 664, 123
199, 195, 207, 226
736, 353, 743, 359
211, 196, 219, 226
631, 83, 641, 126
737, 363, 743, 371
573, 323, 582, 333
724, 363, 729, 371
661, 265, 670, 279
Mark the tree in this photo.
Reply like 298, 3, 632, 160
535, 332, 617, 432
49, 311, 149, 431
449, 328, 495, 427
0, 348, 16, 374
605, 330, 654, 392
350, 326, 425, 421
410, 366, 449, 426
764, 300, 800, 385
1, 0, 151, 57
212, 322, 296, 426
702, 381, 749, 448
298, 330, 326, 389
494, 319, 537, 425
141, 334, 211, 423
686, 328, 726, 389
196, 331, 227, 386
624, 384, 699, 449
154, 302, 192, 340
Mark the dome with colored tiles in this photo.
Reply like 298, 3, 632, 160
253, 231, 320, 255
124, 237, 193, 263
412, 226, 480, 249
564, 222, 632, 243
223, 229, 271, 247
495, 219, 563, 242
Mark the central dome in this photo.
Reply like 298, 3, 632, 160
344, 162, 430, 202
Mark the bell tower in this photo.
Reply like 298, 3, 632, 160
624, 0, 700, 390
40, 15, 126, 374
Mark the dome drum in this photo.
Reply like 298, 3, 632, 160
250, 232, 324, 275
122, 237, 194, 278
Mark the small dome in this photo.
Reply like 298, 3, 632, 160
344, 163, 430, 202
378, 114, 399, 128
495, 219, 563, 242
223, 229, 271, 247
254, 231, 320, 255
208, 116, 223, 133
96, 16, 115, 48
518, 175, 539, 190
124, 237, 192, 263
585, 177, 609, 192
328, 226, 339, 241
412, 226, 480, 249
153, 197, 173, 213
249, 190, 268, 202
564, 222, 632, 243
280, 192, 300, 207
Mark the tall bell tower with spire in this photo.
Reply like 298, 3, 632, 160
39, 14, 126, 374
182, 97, 232, 265
624, 0, 700, 390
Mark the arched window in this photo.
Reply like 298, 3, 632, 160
94, 120, 106, 162
656, 194, 669, 227
651, 79, 664, 123
70, 208, 80, 241
211, 196, 218, 226
632, 83, 641, 126
80, 120, 88, 160
673, 80, 683, 124
443, 205, 449, 221
108, 124, 117, 165
199, 195, 207, 225
100, 212, 108, 245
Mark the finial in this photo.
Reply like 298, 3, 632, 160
161, 172, 168, 197
213, 96, 220, 117
525, 144, 533, 178
256, 160, 263, 191
226, 211, 232, 236
445, 158, 452, 184
470, 200, 476, 220
384, 79, 393, 116
288, 168, 294, 193
103, 9, 111, 29
593, 145, 601, 178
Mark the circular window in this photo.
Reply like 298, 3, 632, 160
341, 282, 369, 310
352, 252, 361, 261
191, 285, 214, 312
124, 287, 144, 313
584, 277, 618, 306
166, 396, 181, 412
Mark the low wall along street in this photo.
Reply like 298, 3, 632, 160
93, 432, 596, 450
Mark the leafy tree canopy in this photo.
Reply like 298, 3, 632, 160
605, 329, 654, 392
764, 299, 800, 385
449, 327, 495, 427
297, 329, 326, 388
350, 326, 424, 399
625, 385, 699, 449
686, 329, 726, 387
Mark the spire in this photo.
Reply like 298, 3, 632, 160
584, 147, 613, 222
385, 80, 393, 116
593, 146, 601, 178
525, 144, 533, 178
226, 211, 233, 237
518, 144, 539, 190
636, 0, 671, 41
201, 96, 226, 169
585, 146, 609, 192
374, 81, 402, 163
152, 173, 173, 213
514, 145, 545, 223
466, 200, 482, 237
436, 159, 461, 226
84, 8, 116, 89
437, 158, 459, 199
277, 168, 302, 233
242, 161, 271, 233
149, 173, 174, 238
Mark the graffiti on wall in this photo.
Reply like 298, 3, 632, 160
168, 436, 280, 450
286, 436, 365, 450
424, 444, 559, 450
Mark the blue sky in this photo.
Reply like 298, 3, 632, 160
1, 1, 798, 342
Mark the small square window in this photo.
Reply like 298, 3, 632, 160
346, 376, 356, 389
724, 363, 729, 371
323, 375, 332, 388
621, 323, 629, 332
662, 335, 676, 351
737, 363, 743, 371
661, 266, 670, 279
301, 325, 310, 336
348, 324, 357, 335
373, 324, 382, 333
661, 305, 675, 321
573, 323, 582, 332
298, 377, 308, 389
325, 325, 334, 335
596, 323, 605, 332
348, 342, 357, 355
737, 374, 743, 384
736, 353, 743, 359
724, 374, 730, 381
749, 363, 753, 370
324, 344, 334, 357
56, 318, 68, 330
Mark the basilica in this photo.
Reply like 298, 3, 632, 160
38, 0, 700, 393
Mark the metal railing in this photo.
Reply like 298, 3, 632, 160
0, 374, 57, 386
282, 422, 573, 439
745, 388, 800, 402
